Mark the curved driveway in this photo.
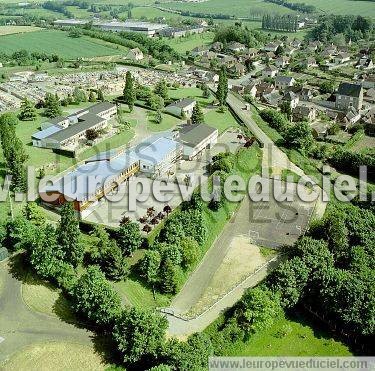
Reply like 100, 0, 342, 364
0, 260, 93, 365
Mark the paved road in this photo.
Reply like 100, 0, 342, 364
0, 259, 93, 365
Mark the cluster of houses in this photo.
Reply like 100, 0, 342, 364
40, 121, 218, 218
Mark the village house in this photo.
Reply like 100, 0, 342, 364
292, 105, 317, 122
231, 62, 247, 76
125, 48, 144, 61
256, 82, 275, 98
165, 98, 196, 118
191, 45, 210, 57
210, 41, 223, 52
282, 91, 300, 109
334, 53, 351, 65
244, 80, 259, 98
356, 56, 374, 70
305, 57, 317, 68
360, 74, 375, 89
335, 82, 364, 111
339, 106, 361, 130
227, 41, 246, 53
284, 46, 296, 55
275, 76, 295, 90
263, 42, 280, 53
275, 56, 290, 69
300, 87, 314, 101
262, 65, 279, 78
262, 91, 282, 107
364, 88, 375, 103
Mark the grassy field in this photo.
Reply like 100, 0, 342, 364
165, 0, 295, 17
168, 31, 215, 54
205, 108, 241, 133
206, 310, 352, 356
0, 30, 122, 59
2, 342, 106, 371
293, 0, 375, 17
164, 0, 375, 17
0, 25, 41, 36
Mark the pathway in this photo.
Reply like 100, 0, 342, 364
0, 259, 93, 365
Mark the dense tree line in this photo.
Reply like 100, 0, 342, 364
264, 0, 316, 13
214, 24, 269, 48
262, 14, 298, 32
309, 15, 374, 43
0, 113, 28, 191
140, 199, 208, 294
42, 1, 74, 18
78, 28, 180, 63
269, 202, 374, 347
0, 50, 60, 66
329, 148, 375, 182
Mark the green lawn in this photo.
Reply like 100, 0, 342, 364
0, 30, 122, 59
205, 108, 240, 134
206, 310, 352, 356
168, 87, 214, 106
147, 111, 182, 132
168, 32, 215, 54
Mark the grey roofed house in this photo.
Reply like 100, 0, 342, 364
45, 113, 104, 143
283, 91, 298, 101
70, 102, 115, 118
179, 123, 218, 147
336, 82, 363, 98
275, 75, 295, 86
170, 98, 196, 109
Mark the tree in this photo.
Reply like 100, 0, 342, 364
180, 237, 199, 269
113, 307, 168, 364
88, 90, 97, 103
191, 102, 205, 125
69, 28, 82, 38
155, 109, 163, 124
148, 93, 164, 110
216, 67, 228, 106
97, 88, 104, 101
72, 87, 87, 104
23, 202, 46, 227
56, 202, 84, 267
201, 83, 210, 99
123, 71, 136, 112
116, 221, 143, 256
284, 121, 314, 154
320, 80, 335, 94
7, 137, 28, 192
154, 79, 168, 100
90, 226, 129, 281
86, 128, 99, 141
159, 258, 179, 294
72, 266, 122, 327
270, 256, 309, 308
140, 250, 161, 285
44, 92, 62, 118
18, 98, 37, 121
233, 287, 282, 336
280, 101, 292, 121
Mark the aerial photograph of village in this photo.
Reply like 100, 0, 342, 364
0, 0, 373, 370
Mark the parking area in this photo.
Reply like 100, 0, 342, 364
246, 182, 316, 248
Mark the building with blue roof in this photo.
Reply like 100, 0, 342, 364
40, 134, 182, 217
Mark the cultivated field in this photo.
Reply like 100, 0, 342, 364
292, 0, 375, 17
164, 0, 375, 18
0, 30, 122, 59
0, 25, 41, 36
